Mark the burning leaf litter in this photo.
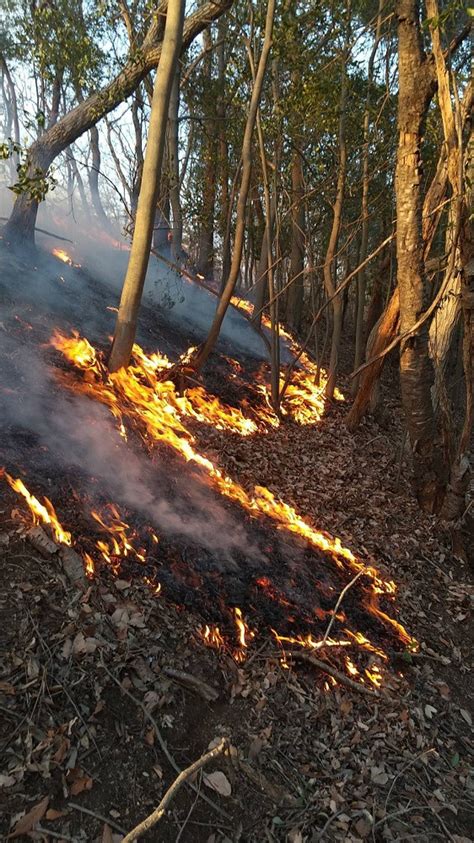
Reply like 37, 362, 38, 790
1, 325, 414, 687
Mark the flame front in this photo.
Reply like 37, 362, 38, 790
48, 329, 413, 661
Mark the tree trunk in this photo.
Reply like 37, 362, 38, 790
108, 0, 186, 373
0, 53, 20, 175
217, 18, 231, 288
167, 69, 183, 261
3, 0, 233, 246
352, 0, 383, 394
196, 28, 217, 278
346, 287, 400, 431
88, 125, 110, 225
286, 144, 305, 333
192, 0, 275, 371
396, 0, 445, 513
323, 37, 349, 400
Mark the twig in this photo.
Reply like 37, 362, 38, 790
384, 748, 435, 813
287, 651, 379, 697
100, 659, 231, 820
36, 826, 76, 841
320, 570, 364, 646
0, 218, 73, 243
162, 667, 218, 701
68, 802, 126, 834
122, 738, 229, 842
175, 770, 203, 842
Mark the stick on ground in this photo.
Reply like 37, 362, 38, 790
122, 738, 229, 842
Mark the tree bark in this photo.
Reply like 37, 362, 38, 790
108, 0, 186, 373
395, 0, 446, 513
346, 287, 400, 431
4, 0, 233, 246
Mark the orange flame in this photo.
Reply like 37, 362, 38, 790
49, 330, 414, 665
52, 248, 80, 267
4, 471, 72, 546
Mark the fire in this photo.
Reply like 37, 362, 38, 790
234, 607, 255, 649
231, 295, 345, 421
4, 471, 72, 546
91, 503, 146, 565
49, 329, 413, 658
52, 248, 80, 267
201, 625, 225, 649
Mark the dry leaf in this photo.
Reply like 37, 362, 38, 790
8, 795, 49, 838
204, 770, 231, 797
0, 774, 16, 788
45, 808, 68, 821
459, 709, 472, 727
0, 681, 16, 695
102, 823, 114, 843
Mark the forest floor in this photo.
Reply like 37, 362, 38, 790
0, 243, 473, 842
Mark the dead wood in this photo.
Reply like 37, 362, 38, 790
26, 525, 58, 558
122, 738, 229, 842
59, 546, 87, 589
287, 651, 379, 697
162, 667, 219, 701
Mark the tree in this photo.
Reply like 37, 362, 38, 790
108, 0, 186, 373
3, 0, 233, 246
395, 0, 445, 512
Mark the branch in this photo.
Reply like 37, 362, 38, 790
287, 651, 379, 697
122, 738, 229, 842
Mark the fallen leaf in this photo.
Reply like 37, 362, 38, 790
0, 774, 16, 788
72, 632, 98, 656
0, 681, 16, 695
459, 709, 472, 727
204, 770, 232, 797
45, 808, 68, 821
102, 823, 114, 843
8, 796, 49, 838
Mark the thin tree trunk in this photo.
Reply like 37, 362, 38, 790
346, 288, 400, 431
0, 53, 20, 152
217, 18, 231, 288
196, 27, 217, 278
168, 69, 183, 260
352, 0, 383, 393
3, 0, 233, 246
88, 124, 110, 225
191, 0, 275, 371
323, 34, 349, 400
109, 0, 186, 372
286, 143, 306, 333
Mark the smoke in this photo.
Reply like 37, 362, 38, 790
0, 237, 264, 566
